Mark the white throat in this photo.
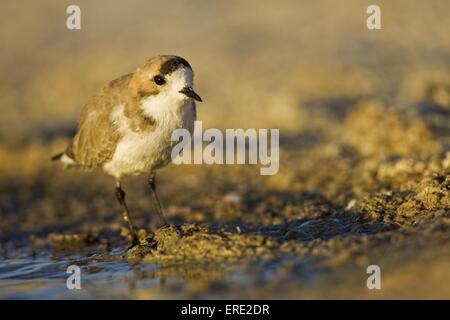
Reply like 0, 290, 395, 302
141, 67, 193, 122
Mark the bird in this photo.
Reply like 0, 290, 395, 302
52, 55, 202, 247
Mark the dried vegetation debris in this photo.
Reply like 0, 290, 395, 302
126, 224, 278, 264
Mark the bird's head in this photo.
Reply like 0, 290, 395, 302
130, 55, 202, 104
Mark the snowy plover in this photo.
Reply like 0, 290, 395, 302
53, 55, 202, 247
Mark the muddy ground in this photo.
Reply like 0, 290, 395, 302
0, 95, 449, 299
0, 1, 450, 299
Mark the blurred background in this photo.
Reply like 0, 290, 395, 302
0, 0, 449, 299
2, 0, 450, 142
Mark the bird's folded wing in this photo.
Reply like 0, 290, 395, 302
71, 106, 121, 168
68, 74, 132, 168
71, 94, 126, 167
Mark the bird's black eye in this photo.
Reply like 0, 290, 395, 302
153, 75, 166, 85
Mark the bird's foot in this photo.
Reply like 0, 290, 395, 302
127, 236, 140, 250
124, 236, 156, 260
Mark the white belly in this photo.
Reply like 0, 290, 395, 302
103, 101, 195, 179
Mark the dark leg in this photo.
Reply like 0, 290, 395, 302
148, 173, 168, 226
115, 181, 139, 247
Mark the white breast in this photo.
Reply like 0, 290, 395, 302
103, 100, 196, 179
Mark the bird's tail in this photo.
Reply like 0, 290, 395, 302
51, 152, 64, 161
51, 149, 77, 168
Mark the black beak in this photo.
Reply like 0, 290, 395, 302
180, 86, 202, 102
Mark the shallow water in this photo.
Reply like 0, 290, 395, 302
0, 253, 132, 299
0, 249, 252, 299
0, 242, 324, 299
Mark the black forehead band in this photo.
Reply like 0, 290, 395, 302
160, 57, 191, 76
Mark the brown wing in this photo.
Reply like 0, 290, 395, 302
68, 74, 132, 168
